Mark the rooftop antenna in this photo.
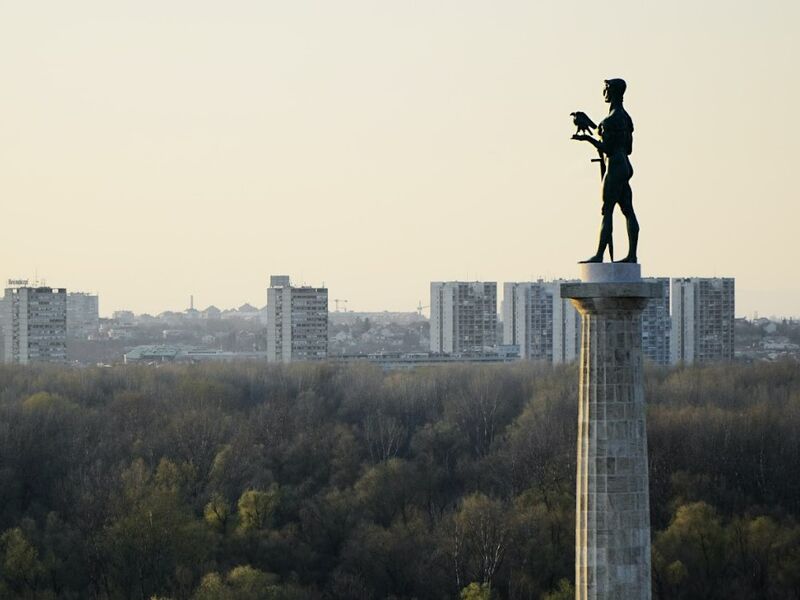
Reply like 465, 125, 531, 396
190, 295, 194, 310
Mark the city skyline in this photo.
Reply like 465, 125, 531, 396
2, 2, 798, 317
2, 272, 753, 322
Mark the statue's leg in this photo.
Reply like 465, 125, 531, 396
599, 209, 614, 255
581, 206, 613, 263
617, 185, 639, 263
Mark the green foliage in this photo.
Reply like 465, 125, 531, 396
192, 572, 231, 600
460, 581, 492, 599
237, 486, 280, 533
204, 493, 232, 531
227, 565, 277, 599
0, 527, 45, 593
0, 361, 798, 598
192, 566, 297, 600
22, 391, 77, 414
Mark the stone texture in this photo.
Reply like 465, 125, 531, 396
563, 280, 661, 600
579, 262, 641, 284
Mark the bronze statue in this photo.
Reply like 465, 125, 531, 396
572, 78, 639, 263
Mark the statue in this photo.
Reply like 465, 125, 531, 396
571, 78, 639, 263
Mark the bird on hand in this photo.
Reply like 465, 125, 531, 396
570, 111, 597, 136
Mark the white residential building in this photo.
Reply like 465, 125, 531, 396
2, 286, 67, 364
67, 292, 99, 339
671, 277, 735, 364
430, 281, 497, 354
641, 278, 671, 365
266, 275, 328, 363
503, 280, 580, 363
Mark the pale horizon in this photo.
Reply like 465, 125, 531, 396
2, 1, 798, 318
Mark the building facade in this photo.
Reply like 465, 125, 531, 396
2, 286, 67, 364
504, 280, 580, 363
266, 275, 328, 362
640, 278, 671, 365
671, 277, 735, 364
66, 292, 99, 339
430, 281, 497, 354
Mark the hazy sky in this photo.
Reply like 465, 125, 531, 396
1, 1, 798, 317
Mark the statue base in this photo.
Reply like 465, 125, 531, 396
579, 262, 641, 283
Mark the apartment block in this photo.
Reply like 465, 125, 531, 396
2, 286, 67, 364
641, 278, 671, 365
430, 282, 497, 354
266, 275, 328, 363
671, 277, 735, 364
67, 292, 100, 339
504, 280, 580, 363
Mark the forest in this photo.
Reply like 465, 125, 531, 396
0, 360, 799, 599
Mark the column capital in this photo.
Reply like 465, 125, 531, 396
561, 281, 663, 300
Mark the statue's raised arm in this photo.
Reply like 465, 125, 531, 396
571, 79, 639, 264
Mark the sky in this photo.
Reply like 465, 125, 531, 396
1, 1, 798, 318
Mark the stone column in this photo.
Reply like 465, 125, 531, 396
562, 264, 661, 600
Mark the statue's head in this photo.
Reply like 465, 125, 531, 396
603, 78, 626, 103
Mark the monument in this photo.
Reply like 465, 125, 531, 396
564, 79, 661, 599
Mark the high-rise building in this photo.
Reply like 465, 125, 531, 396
266, 275, 328, 363
430, 281, 497, 354
504, 280, 580, 363
641, 278, 671, 365
671, 277, 735, 364
67, 292, 99, 339
501, 283, 518, 347
2, 286, 67, 364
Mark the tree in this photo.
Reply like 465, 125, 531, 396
204, 493, 231, 531
0, 527, 46, 596
542, 578, 575, 600
652, 502, 729, 600
460, 582, 492, 599
448, 493, 509, 591
237, 487, 280, 533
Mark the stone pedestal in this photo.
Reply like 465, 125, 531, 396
562, 266, 661, 600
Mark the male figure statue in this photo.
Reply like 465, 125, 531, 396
572, 78, 639, 263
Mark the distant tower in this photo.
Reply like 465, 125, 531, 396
266, 275, 328, 363
3, 285, 67, 364
671, 277, 735, 364
430, 281, 497, 354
